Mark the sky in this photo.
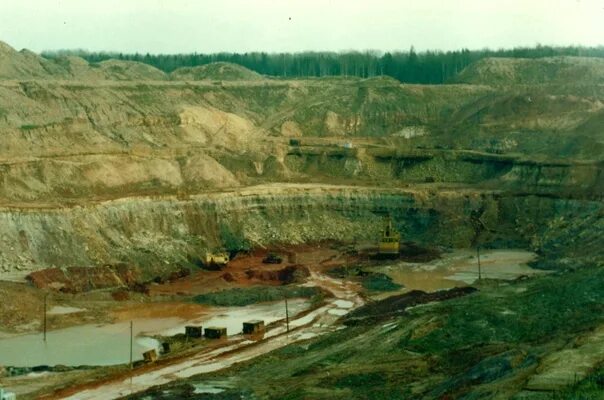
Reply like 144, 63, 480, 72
0, 0, 603, 54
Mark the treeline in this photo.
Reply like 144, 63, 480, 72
43, 45, 604, 84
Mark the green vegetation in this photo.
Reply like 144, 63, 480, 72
219, 223, 251, 253
555, 366, 604, 399
360, 272, 401, 292
407, 267, 604, 354
193, 285, 323, 307
327, 266, 402, 293
43, 44, 604, 83
143, 265, 604, 399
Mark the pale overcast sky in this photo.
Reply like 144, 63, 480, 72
0, 0, 603, 53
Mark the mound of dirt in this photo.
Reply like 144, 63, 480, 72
52, 55, 104, 80
170, 62, 263, 81
359, 75, 401, 86
345, 286, 478, 325
180, 153, 240, 188
456, 57, 604, 85
95, 59, 167, 81
0, 40, 167, 81
244, 264, 310, 284
0, 41, 65, 80
26, 264, 141, 293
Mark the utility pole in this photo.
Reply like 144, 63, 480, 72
129, 321, 133, 370
477, 246, 482, 281
285, 297, 290, 333
43, 293, 48, 342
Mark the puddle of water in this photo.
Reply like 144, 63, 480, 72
333, 300, 354, 309
296, 332, 318, 340
0, 321, 161, 367
0, 299, 310, 367
192, 381, 232, 394
47, 306, 85, 315
194, 386, 225, 394
149, 299, 309, 337
370, 249, 539, 294
445, 251, 543, 284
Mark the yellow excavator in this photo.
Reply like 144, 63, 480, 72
378, 216, 401, 257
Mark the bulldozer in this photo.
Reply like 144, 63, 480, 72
203, 251, 230, 269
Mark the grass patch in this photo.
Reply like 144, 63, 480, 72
193, 285, 324, 307
407, 266, 604, 354
361, 272, 402, 292
327, 266, 402, 292
554, 366, 604, 399
334, 372, 386, 388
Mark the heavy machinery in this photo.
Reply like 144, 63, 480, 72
262, 252, 283, 264
378, 216, 401, 258
203, 251, 230, 269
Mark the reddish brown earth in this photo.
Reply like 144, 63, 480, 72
148, 245, 350, 297
26, 264, 140, 293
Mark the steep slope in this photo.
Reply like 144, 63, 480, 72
0, 41, 66, 80
0, 43, 602, 278
1, 184, 601, 280
456, 57, 604, 85
0, 41, 167, 81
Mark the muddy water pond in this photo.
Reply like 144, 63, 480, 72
0, 299, 309, 367
369, 249, 543, 297
0, 320, 161, 367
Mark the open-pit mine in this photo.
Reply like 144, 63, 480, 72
0, 40, 603, 400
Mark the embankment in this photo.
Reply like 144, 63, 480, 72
0, 184, 601, 281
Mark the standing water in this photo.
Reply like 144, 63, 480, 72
0, 299, 309, 367
0, 320, 161, 367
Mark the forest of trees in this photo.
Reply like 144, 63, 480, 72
43, 45, 604, 84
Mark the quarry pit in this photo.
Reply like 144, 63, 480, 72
0, 41, 603, 399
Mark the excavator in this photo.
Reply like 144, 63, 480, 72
378, 215, 401, 258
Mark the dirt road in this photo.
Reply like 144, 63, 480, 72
49, 271, 363, 400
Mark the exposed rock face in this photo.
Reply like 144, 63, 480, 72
26, 264, 140, 292
0, 44, 602, 282
0, 185, 601, 280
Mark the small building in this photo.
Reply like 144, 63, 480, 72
243, 320, 265, 335
143, 349, 158, 363
0, 387, 17, 400
185, 325, 203, 338
205, 326, 227, 339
